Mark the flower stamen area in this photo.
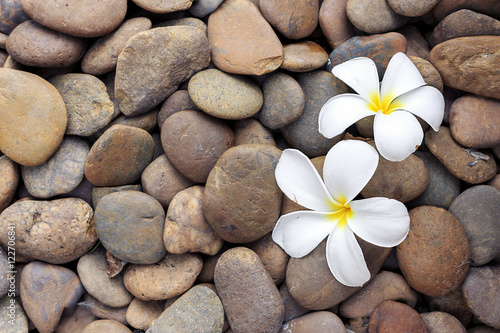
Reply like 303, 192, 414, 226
367, 91, 401, 115
326, 197, 353, 230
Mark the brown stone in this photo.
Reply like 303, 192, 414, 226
409, 56, 443, 93
431, 0, 500, 22
0, 0, 30, 34
103, 110, 158, 134
81, 294, 128, 325
281, 41, 329, 72
131, 0, 193, 13
398, 25, 431, 59
207, 0, 283, 75
0, 155, 19, 213
425, 289, 472, 327
157, 90, 199, 128
429, 36, 500, 99
319, 0, 355, 49
246, 232, 289, 285
397, 206, 471, 297
346, 0, 408, 34
421, 311, 467, 333
387, 0, 441, 17
368, 301, 430, 333
125, 298, 164, 330
280, 283, 310, 323
154, 17, 207, 35
55, 304, 97, 333
233, 118, 276, 146
82, 320, 131, 333
91, 184, 142, 208
282, 311, 345, 333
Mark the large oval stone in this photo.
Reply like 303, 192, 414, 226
214, 247, 284, 333
0, 68, 67, 166
397, 206, 471, 297
368, 300, 430, 332
319, 0, 356, 49
203, 144, 282, 243
346, 0, 408, 34
115, 26, 210, 116
94, 190, 166, 264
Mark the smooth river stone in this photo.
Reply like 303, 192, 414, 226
346, 0, 408, 34
429, 36, 500, 99
281, 41, 329, 72
387, 0, 440, 17
21, 136, 89, 198
431, 0, 500, 22
189, 0, 224, 17
132, 0, 193, 13
282, 311, 346, 333
21, 261, 85, 333
115, 26, 210, 116
91, 184, 142, 208
157, 90, 199, 128
409, 56, 443, 92
0, 295, 29, 333
82, 294, 128, 325
82, 320, 131, 333
0, 0, 30, 34
281, 70, 347, 157
203, 144, 282, 243
21, 0, 127, 37
0, 68, 67, 166
286, 239, 392, 310
161, 110, 235, 182
94, 190, 166, 264
425, 126, 497, 184
0, 155, 19, 213
56, 303, 98, 333
85, 125, 154, 186
123, 253, 202, 301
207, 0, 283, 75
0, 198, 96, 263
398, 25, 431, 60
81, 17, 152, 75
0, 248, 8, 298
7, 20, 87, 67
246, 232, 289, 285
146, 285, 224, 333
188, 68, 263, 120
125, 298, 164, 330
420, 311, 467, 333
319, 0, 355, 49
397, 206, 471, 297
449, 185, 500, 266
233, 118, 276, 146
368, 301, 430, 333
214, 247, 284, 333
425, 289, 473, 328
154, 17, 207, 35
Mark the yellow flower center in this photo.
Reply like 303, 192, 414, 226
367, 91, 402, 115
326, 196, 353, 230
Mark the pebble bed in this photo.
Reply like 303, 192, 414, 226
0, 0, 499, 332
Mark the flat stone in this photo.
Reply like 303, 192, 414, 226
0, 68, 67, 166
188, 69, 263, 120
115, 26, 210, 116
125, 298, 164, 330
421, 311, 467, 333
246, 232, 289, 285
21, 0, 127, 37
214, 247, 284, 333
207, 0, 283, 75
233, 118, 276, 146
7, 20, 87, 67
0, 0, 30, 34
82, 320, 131, 333
397, 206, 471, 297
157, 90, 199, 128
81, 17, 152, 75
94, 190, 166, 264
368, 301, 430, 333
387, 0, 441, 17
0, 155, 19, 213
282, 311, 345, 333
81, 294, 128, 325
131, 0, 193, 13
154, 17, 207, 35
281, 41, 329, 72
203, 144, 282, 243
428, 36, 500, 99
346, 0, 408, 34
0, 295, 29, 333
319, 0, 355, 49
0, 198, 96, 263
85, 125, 154, 186
21, 136, 89, 198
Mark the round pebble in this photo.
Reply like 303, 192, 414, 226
387, 0, 441, 17
346, 0, 408, 34
319, 0, 356, 49
368, 300, 430, 332
409, 56, 444, 93
420, 311, 467, 333
0, 155, 19, 213
281, 41, 329, 72
246, 232, 289, 285
282, 311, 346, 333
81, 294, 128, 325
125, 298, 164, 330
425, 288, 472, 327
132, 0, 193, 13
154, 17, 207, 35
233, 118, 276, 146
82, 319, 131, 333
157, 90, 199, 128
0, 0, 30, 34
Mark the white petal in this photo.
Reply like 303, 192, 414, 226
392, 86, 444, 131
380, 52, 426, 102
326, 225, 370, 287
272, 211, 336, 258
331, 57, 380, 100
319, 94, 374, 139
323, 140, 379, 204
348, 197, 410, 247
275, 149, 334, 212
373, 111, 423, 162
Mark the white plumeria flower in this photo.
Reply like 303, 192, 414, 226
272, 140, 410, 287
319, 52, 444, 162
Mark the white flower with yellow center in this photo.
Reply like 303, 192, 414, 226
272, 140, 410, 287
319, 52, 444, 162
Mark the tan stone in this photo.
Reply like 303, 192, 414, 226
281, 41, 329, 72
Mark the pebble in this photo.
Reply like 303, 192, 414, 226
468, 327, 500, 333
125, 298, 164, 330
319, 0, 355, 49
157, 90, 199, 128
259, 0, 319, 39
161, 110, 235, 182
0, 291, 29, 333
462, 266, 500, 329
85, 125, 154, 186
0, 248, 8, 297
234, 118, 276, 146
94, 190, 166, 264
132, 0, 193, 13
428, 36, 500, 99
397, 206, 471, 297
425, 289, 472, 327
425, 126, 497, 184
449, 95, 500, 148
214, 247, 284, 333
259, 72, 305, 130
81, 17, 152, 75
0, 68, 67, 166
21, 136, 89, 198
55, 304, 97, 333
286, 239, 392, 310
82, 319, 131, 333
20, 261, 85, 333
189, 0, 224, 17
103, 109, 158, 134
21, 0, 127, 37
420, 311, 467, 333
80, 294, 128, 325
0, 0, 30, 34
409, 56, 444, 92
326, 32, 407, 78
281, 311, 346, 333
431, 0, 500, 22
188, 68, 263, 120
0, 198, 96, 263
282, 70, 347, 157
77, 248, 133, 308
91, 184, 142, 208
387, 0, 441, 17
6, 20, 87, 67
398, 25, 431, 59
246, 232, 289, 285
448, 185, 500, 266
146, 285, 224, 333
123, 253, 202, 300
488, 174, 500, 191
207, 0, 283, 75
280, 283, 310, 323
115, 26, 210, 116
164, 185, 224, 255
0, 155, 19, 213
203, 144, 282, 243
281, 41, 329, 72
368, 300, 430, 332
346, 0, 408, 34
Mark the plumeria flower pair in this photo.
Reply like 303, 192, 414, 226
319, 52, 444, 162
272, 140, 410, 287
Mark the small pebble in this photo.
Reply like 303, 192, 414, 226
281, 41, 329, 72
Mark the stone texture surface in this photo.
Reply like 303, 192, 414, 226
319, 0, 355, 49
368, 301, 430, 332
387, 0, 441, 17
281, 41, 329, 72
125, 298, 164, 330
409, 56, 444, 92
246, 232, 289, 285
399, 25, 431, 59
0, 295, 29, 332
157, 90, 199, 128
0, 155, 19, 213
281, 311, 346, 333
132, 0, 193, 13
82, 319, 131, 333
346, 0, 408, 34
430, 0, 500, 22
420, 311, 467, 333
0, 0, 30, 34
81, 294, 128, 325
233, 118, 276, 146
55, 304, 97, 333
425, 289, 472, 327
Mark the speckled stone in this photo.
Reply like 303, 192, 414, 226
188, 68, 263, 120
157, 90, 199, 128
94, 190, 166, 264
82, 319, 131, 333
319, 0, 355, 49
388, 0, 441, 17
125, 298, 164, 330
0, 155, 19, 213
0, 0, 30, 34
281, 311, 346, 333
91, 184, 142, 208
281, 41, 329, 72
368, 301, 429, 333
234, 118, 276, 146
346, 0, 408, 34
397, 206, 471, 297
0, 295, 29, 333
421, 311, 467, 333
